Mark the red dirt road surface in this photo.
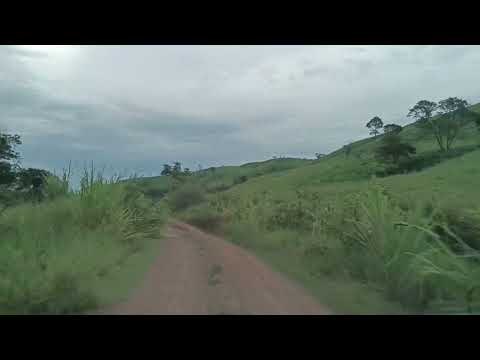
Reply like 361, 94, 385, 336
104, 221, 331, 315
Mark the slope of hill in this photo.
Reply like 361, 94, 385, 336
136, 103, 480, 203
225, 104, 480, 202
169, 103, 480, 314
131, 157, 314, 199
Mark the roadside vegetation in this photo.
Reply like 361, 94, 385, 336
162, 97, 480, 314
0, 134, 168, 314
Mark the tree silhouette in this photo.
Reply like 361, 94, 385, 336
0, 132, 21, 185
366, 116, 384, 137
375, 132, 416, 164
437, 97, 469, 151
161, 164, 172, 176
409, 98, 469, 152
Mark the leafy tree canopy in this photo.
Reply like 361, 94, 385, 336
0, 132, 22, 185
408, 97, 471, 152
366, 116, 384, 136
407, 100, 438, 123
375, 133, 416, 164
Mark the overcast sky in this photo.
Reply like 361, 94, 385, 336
1, 45, 480, 178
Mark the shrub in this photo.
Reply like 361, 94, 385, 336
375, 145, 478, 177
234, 175, 248, 185
168, 183, 205, 211
182, 206, 224, 232
143, 187, 167, 199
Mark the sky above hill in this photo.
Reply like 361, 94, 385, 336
2, 45, 480, 177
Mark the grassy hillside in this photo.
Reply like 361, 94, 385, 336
225, 104, 480, 201
132, 157, 314, 199
169, 104, 480, 314
139, 103, 480, 204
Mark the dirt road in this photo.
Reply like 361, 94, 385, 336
104, 221, 331, 315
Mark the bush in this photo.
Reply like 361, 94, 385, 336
375, 145, 478, 177
168, 183, 205, 211
143, 187, 167, 199
234, 175, 248, 185
182, 205, 224, 232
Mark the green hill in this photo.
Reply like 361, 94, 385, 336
138, 103, 480, 203
163, 102, 480, 314
225, 103, 480, 203
131, 156, 314, 199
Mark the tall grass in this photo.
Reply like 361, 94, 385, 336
193, 182, 480, 313
0, 165, 166, 314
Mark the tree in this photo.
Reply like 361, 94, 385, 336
408, 98, 470, 152
366, 116, 384, 137
0, 162, 16, 186
16, 168, 51, 189
407, 100, 438, 123
0, 133, 21, 161
173, 162, 182, 174
162, 162, 188, 180
437, 97, 469, 151
0, 132, 21, 185
161, 164, 172, 176
375, 132, 416, 164
383, 123, 403, 134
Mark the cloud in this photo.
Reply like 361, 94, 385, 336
1, 45, 480, 179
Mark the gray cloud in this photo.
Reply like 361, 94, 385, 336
1, 45, 480, 179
